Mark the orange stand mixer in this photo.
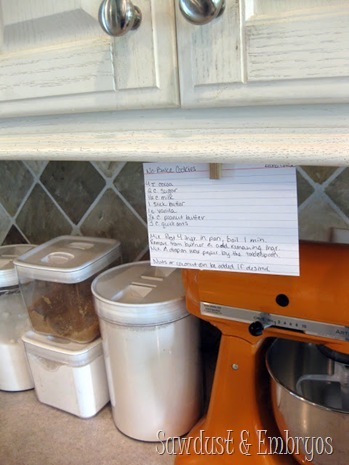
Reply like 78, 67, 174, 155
175, 241, 349, 465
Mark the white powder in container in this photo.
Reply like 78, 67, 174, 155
92, 262, 203, 442
100, 315, 202, 441
0, 289, 34, 391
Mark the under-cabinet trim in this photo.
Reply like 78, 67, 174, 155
0, 105, 348, 165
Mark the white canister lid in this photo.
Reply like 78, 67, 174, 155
14, 236, 121, 284
0, 244, 36, 288
92, 261, 188, 326
21, 330, 103, 367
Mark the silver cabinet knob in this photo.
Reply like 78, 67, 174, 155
98, 0, 142, 37
179, 0, 225, 25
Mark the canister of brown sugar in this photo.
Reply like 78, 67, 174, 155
14, 236, 121, 343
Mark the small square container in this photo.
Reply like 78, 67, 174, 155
22, 330, 110, 418
14, 236, 121, 343
0, 244, 36, 391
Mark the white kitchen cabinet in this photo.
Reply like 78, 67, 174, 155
175, 0, 349, 107
0, 0, 348, 119
0, 0, 179, 117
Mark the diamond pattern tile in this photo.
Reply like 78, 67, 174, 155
24, 161, 48, 177
81, 189, 148, 262
1, 160, 349, 259
296, 170, 314, 206
94, 161, 125, 178
114, 162, 147, 220
0, 203, 11, 244
138, 249, 150, 261
301, 166, 338, 184
16, 185, 72, 244
3, 226, 28, 245
325, 168, 349, 218
299, 193, 348, 242
40, 161, 105, 224
0, 161, 33, 216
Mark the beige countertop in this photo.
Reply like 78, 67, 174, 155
0, 389, 175, 465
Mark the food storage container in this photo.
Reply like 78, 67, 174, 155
22, 330, 109, 418
0, 244, 35, 391
92, 261, 202, 441
14, 236, 121, 343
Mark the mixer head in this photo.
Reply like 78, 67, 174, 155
183, 240, 349, 353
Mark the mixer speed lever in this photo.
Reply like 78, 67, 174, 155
248, 320, 272, 337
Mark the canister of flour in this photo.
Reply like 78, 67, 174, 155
92, 261, 202, 441
0, 244, 35, 391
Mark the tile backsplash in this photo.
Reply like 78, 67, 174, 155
0, 161, 148, 262
1, 162, 349, 260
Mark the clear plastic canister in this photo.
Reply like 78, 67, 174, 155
14, 236, 121, 343
0, 244, 35, 391
91, 261, 202, 442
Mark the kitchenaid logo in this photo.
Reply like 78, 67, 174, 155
156, 429, 334, 461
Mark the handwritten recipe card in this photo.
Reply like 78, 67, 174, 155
143, 163, 299, 276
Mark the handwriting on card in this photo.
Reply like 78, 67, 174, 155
143, 163, 299, 276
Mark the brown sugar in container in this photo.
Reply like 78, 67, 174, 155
14, 236, 121, 343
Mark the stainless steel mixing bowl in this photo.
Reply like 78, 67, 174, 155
266, 339, 349, 465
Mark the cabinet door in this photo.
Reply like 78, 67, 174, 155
0, 0, 179, 117
175, 0, 349, 107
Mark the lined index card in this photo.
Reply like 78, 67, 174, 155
143, 163, 299, 276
